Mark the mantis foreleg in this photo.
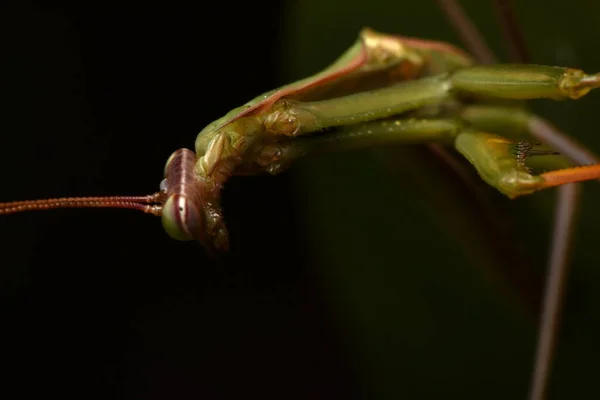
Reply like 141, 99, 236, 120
261, 65, 600, 139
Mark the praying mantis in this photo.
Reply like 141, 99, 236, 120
2, 0, 600, 399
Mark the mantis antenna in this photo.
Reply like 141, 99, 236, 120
0, 193, 165, 215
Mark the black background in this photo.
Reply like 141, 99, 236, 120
5, 1, 600, 399
2, 1, 355, 399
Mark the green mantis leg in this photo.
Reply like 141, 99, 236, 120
261, 75, 453, 136
239, 64, 600, 199
246, 118, 463, 175
450, 64, 600, 100
454, 130, 545, 198
461, 104, 600, 166
254, 112, 595, 199
261, 64, 600, 140
454, 130, 600, 198
251, 112, 561, 195
250, 108, 599, 199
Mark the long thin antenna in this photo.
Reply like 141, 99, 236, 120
0, 193, 165, 216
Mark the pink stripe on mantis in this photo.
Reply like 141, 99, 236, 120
398, 35, 474, 63
212, 40, 370, 132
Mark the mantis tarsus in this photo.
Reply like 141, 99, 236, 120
3, 1, 600, 399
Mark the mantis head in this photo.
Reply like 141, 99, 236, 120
160, 148, 229, 255
0, 146, 230, 255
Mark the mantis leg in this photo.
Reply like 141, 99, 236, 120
261, 75, 452, 136
256, 112, 600, 198
249, 118, 462, 175
461, 104, 600, 166
455, 130, 600, 198
451, 64, 600, 100
262, 64, 600, 139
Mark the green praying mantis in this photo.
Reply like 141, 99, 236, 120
3, 28, 600, 252
2, 1, 600, 399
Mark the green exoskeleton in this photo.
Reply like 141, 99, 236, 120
163, 28, 600, 253
2, 28, 600, 256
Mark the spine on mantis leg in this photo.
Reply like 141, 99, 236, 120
454, 130, 600, 199
461, 104, 600, 167
454, 131, 545, 198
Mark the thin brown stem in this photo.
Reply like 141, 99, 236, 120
528, 184, 580, 400
434, 0, 497, 64
492, 0, 530, 63
434, 2, 586, 400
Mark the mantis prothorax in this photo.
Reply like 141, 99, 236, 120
2, 28, 600, 256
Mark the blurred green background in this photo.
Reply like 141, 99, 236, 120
281, 0, 600, 398
2, 0, 600, 399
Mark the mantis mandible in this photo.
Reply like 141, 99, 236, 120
2, 1, 600, 399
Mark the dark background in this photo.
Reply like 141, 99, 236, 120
2, 1, 600, 399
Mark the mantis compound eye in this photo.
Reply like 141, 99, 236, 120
160, 148, 207, 243
161, 194, 204, 242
